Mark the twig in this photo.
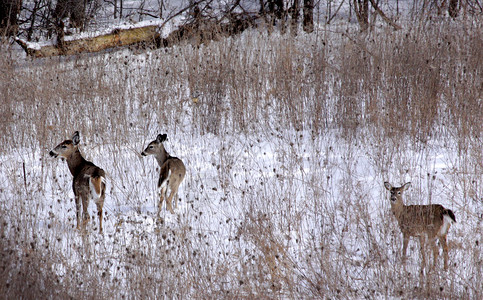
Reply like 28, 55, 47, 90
23, 161, 28, 193
369, 0, 402, 30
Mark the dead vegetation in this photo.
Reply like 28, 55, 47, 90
0, 16, 482, 299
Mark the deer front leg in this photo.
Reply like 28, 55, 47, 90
75, 195, 82, 230
81, 196, 89, 230
402, 234, 409, 263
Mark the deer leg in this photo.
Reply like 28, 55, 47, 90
166, 188, 175, 214
419, 235, 427, 271
81, 195, 89, 230
170, 183, 180, 211
75, 195, 82, 230
402, 234, 409, 263
431, 238, 439, 270
441, 235, 449, 270
158, 186, 167, 215
96, 198, 104, 234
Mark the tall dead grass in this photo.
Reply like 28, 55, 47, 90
0, 17, 481, 298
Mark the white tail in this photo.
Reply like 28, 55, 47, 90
142, 134, 186, 214
384, 182, 456, 271
50, 131, 106, 233
89, 175, 106, 199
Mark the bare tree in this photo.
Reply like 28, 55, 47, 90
290, 0, 300, 32
53, 0, 86, 30
369, 0, 401, 30
113, 0, 124, 19
353, 0, 369, 31
303, 0, 314, 32
448, 0, 459, 17
0, 0, 22, 36
266, 0, 284, 25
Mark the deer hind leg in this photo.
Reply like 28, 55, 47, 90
81, 195, 89, 231
158, 186, 167, 215
167, 181, 181, 213
90, 176, 105, 233
96, 196, 105, 234
75, 195, 82, 230
430, 237, 439, 270
440, 235, 449, 270
418, 235, 427, 272
166, 185, 175, 214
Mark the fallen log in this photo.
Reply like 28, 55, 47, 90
16, 12, 258, 58
16, 24, 160, 58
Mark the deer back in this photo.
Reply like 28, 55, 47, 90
73, 161, 106, 199
158, 157, 186, 188
393, 204, 446, 237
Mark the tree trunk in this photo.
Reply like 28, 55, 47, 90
26, 0, 39, 41
54, 0, 86, 30
448, 0, 459, 18
267, 0, 284, 25
0, 0, 22, 36
290, 0, 300, 33
303, 0, 314, 33
353, 0, 369, 32
17, 24, 160, 58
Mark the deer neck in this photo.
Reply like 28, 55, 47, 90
66, 148, 88, 177
154, 148, 170, 167
390, 198, 405, 220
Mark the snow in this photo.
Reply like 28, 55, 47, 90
1, 15, 482, 298
1, 121, 479, 296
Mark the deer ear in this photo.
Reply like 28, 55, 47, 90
402, 182, 411, 190
384, 182, 392, 190
157, 134, 167, 142
72, 131, 80, 145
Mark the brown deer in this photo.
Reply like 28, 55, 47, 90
50, 131, 106, 233
384, 182, 456, 271
142, 134, 186, 214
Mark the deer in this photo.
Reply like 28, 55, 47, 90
142, 134, 186, 214
384, 182, 456, 271
50, 131, 106, 233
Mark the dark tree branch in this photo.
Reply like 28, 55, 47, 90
369, 0, 401, 30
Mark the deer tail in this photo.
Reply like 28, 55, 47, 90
89, 175, 105, 198
158, 165, 171, 190
443, 209, 456, 223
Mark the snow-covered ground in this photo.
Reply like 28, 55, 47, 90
1, 22, 482, 298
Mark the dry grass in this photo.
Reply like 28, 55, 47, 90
0, 18, 481, 299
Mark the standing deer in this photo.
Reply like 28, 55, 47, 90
50, 131, 106, 233
384, 182, 456, 271
142, 134, 186, 214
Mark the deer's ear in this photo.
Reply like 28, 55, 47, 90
72, 131, 80, 145
402, 182, 412, 190
157, 134, 167, 143
384, 182, 392, 191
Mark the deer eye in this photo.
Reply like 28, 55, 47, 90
397, 191, 401, 195
61, 145, 67, 148
149, 145, 154, 149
